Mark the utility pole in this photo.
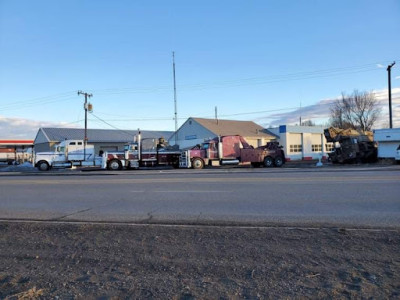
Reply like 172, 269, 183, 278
387, 61, 396, 129
77, 90, 93, 160
172, 52, 178, 144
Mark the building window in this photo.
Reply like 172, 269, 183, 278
290, 144, 302, 153
325, 143, 334, 152
312, 144, 322, 152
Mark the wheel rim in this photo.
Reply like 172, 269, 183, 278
39, 162, 48, 171
275, 157, 283, 167
264, 157, 272, 167
110, 161, 120, 170
193, 159, 203, 169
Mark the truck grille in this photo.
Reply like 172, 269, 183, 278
179, 151, 189, 168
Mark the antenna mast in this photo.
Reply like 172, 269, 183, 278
299, 101, 302, 125
172, 52, 178, 143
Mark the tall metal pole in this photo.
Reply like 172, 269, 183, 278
78, 91, 93, 160
387, 62, 396, 129
173, 52, 178, 144
299, 101, 302, 126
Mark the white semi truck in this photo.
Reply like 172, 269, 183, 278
35, 140, 102, 171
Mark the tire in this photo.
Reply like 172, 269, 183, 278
274, 156, 283, 167
37, 161, 50, 171
192, 158, 204, 169
263, 156, 273, 167
108, 159, 122, 170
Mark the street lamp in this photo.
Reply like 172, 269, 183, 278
387, 61, 396, 129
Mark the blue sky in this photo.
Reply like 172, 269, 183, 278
0, 0, 399, 139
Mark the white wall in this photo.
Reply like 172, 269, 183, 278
274, 125, 329, 161
170, 118, 275, 149
169, 118, 216, 148
286, 133, 302, 160
377, 142, 400, 158
374, 128, 400, 159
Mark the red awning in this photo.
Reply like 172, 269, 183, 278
0, 140, 34, 146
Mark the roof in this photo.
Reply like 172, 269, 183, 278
192, 118, 277, 139
35, 128, 174, 144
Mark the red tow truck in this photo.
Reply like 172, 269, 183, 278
179, 135, 285, 169
102, 133, 181, 170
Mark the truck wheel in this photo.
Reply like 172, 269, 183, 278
274, 156, 283, 167
192, 158, 204, 169
263, 156, 273, 167
108, 159, 122, 170
37, 161, 50, 171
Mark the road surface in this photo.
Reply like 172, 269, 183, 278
0, 167, 399, 227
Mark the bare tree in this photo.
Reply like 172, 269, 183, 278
329, 90, 381, 131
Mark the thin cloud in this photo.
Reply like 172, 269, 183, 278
395, 76, 400, 80
376, 64, 386, 69
261, 88, 400, 129
0, 116, 80, 139
2, 88, 400, 139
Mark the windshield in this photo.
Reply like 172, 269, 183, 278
125, 144, 138, 151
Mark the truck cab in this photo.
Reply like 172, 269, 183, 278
35, 140, 97, 171
179, 135, 285, 169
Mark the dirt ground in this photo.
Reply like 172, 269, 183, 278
0, 222, 399, 299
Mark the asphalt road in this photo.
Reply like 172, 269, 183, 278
0, 167, 399, 227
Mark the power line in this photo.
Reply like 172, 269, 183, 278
89, 107, 301, 124
90, 113, 137, 138
59, 119, 85, 126
0, 94, 77, 112
87, 59, 400, 95
63, 93, 400, 130
1, 59, 398, 113
2, 91, 76, 106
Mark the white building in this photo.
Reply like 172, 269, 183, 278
34, 128, 174, 154
170, 119, 333, 161
373, 128, 400, 159
169, 118, 277, 149
268, 125, 332, 161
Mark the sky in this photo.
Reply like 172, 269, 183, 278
0, 0, 399, 139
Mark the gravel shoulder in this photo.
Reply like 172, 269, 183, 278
1, 222, 399, 299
